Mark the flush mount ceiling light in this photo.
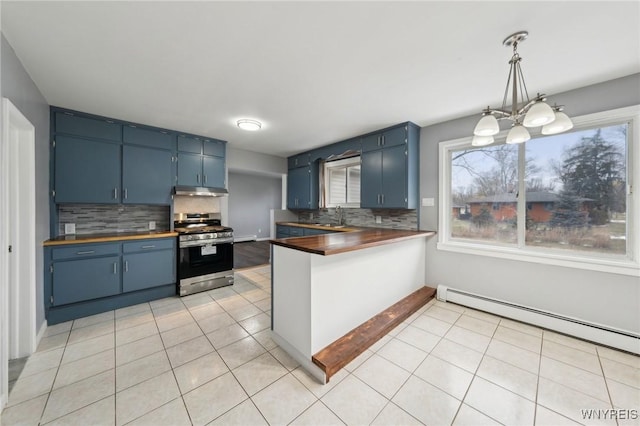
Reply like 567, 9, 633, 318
472, 31, 573, 146
237, 119, 262, 131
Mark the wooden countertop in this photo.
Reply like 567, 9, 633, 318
270, 227, 435, 255
276, 222, 358, 232
43, 231, 178, 246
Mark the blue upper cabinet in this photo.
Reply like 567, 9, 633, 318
288, 153, 310, 169
177, 135, 227, 188
360, 123, 420, 209
203, 155, 225, 188
55, 112, 121, 142
362, 125, 407, 152
123, 126, 175, 150
287, 160, 318, 209
54, 135, 122, 204
122, 126, 176, 205
177, 152, 202, 186
122, 145, 174, 205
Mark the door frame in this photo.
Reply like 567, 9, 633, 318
1, 98, 37, 409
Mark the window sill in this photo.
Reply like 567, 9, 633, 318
436, 240, 640, 277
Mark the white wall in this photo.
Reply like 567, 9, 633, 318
419, 73, 640, 333
227, 146, 287, 176
1, 34, 49, 331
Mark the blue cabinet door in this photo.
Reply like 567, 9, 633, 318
382, 126, 407, 148
202, 155, 225, 188
381, 144, 407, 208
123, 126, 175, 150
52, 256, 121, 305
203, 139, 225, 157
287, 167, 308, 209
177, 152, 202, 186
123, 250, 175, 292
362, 134, 381, 152
360, 150, 383, 208
54, 136, 121, 203
123, 145, 174, 204
55, 112, 121, 142
177, 135, 202, 153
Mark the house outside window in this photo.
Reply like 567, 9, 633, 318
438, 106, 639, 275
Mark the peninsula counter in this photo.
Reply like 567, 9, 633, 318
269, 228, 435, 383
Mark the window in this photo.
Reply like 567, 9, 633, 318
439, 106, 639, 275
324, 156, 360, 207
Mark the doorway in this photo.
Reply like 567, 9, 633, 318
1, 98, 37, 409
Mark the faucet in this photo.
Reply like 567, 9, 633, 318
335, 206, 345, 226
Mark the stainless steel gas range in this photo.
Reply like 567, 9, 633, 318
174, 213, 234, 296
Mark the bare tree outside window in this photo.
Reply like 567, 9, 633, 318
450, 123, 628, 255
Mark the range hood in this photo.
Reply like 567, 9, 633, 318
173, 186, 229, 197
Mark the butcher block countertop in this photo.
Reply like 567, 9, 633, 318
276, 222, 359, 232
270, 227, 435, 256
43, 231, 178, 246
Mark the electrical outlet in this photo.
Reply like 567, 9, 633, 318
310, 213, 314, 220
422, 197, 435, 207
64, 223, 76, 234
258, 228, 261, 234
375, 215, 382, 224
149, 221, 156, 231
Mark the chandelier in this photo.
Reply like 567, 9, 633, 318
472, 31, 574, 146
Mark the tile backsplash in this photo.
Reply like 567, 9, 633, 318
58, 204, 171, 235
297, 208, 418, 230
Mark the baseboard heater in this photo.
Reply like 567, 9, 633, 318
437, 285, 640, 355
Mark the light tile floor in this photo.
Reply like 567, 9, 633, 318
2, 265, 639, 425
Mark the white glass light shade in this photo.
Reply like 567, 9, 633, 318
471, 135, 494, 146
522, 101, 555, 127
541, 111, 574, 135
506, 124, 530, 144
473, 114, 499, 136
237, 119, 262, 131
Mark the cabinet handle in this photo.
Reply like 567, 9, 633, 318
124, 188, 128, 199
204, 175, 208, 184
196, 174, 200, 184
125, 261, 129, 272
141, 245, 155, 249
113, 188, 118, 199
377, 194, 381, 204
113, 262, 117, 274
377, 136, 381, 146
76, 250, 95, 255
381, 194, 385, 204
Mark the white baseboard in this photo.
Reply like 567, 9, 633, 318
36, 320, 47, 350
437, 285, 640, 354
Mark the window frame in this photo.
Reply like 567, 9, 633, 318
438, 105, 640, 276
323, 156, 361, 208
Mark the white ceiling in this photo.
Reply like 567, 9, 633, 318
2, 1, 639, 158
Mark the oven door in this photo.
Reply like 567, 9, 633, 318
178, 240, 234, 280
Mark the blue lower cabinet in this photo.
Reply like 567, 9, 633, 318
123, 250, 175, 292
52, 255, 121, 306
45, 238, 177, 324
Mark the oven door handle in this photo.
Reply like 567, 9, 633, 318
179, 237, 234, 248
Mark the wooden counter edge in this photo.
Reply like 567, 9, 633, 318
270, 230, 436, 256
43, 232, 179, 246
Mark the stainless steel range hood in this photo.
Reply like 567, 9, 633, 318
173, 186, 229, 197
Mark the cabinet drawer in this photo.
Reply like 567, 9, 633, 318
55, 112, 121, 142
123, 238, 176, 253
52, 242, 120, 260
203, 139, 225, 157
177, 135, 202, 153
123, 126, 175, 150
52, 256, 121, 305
